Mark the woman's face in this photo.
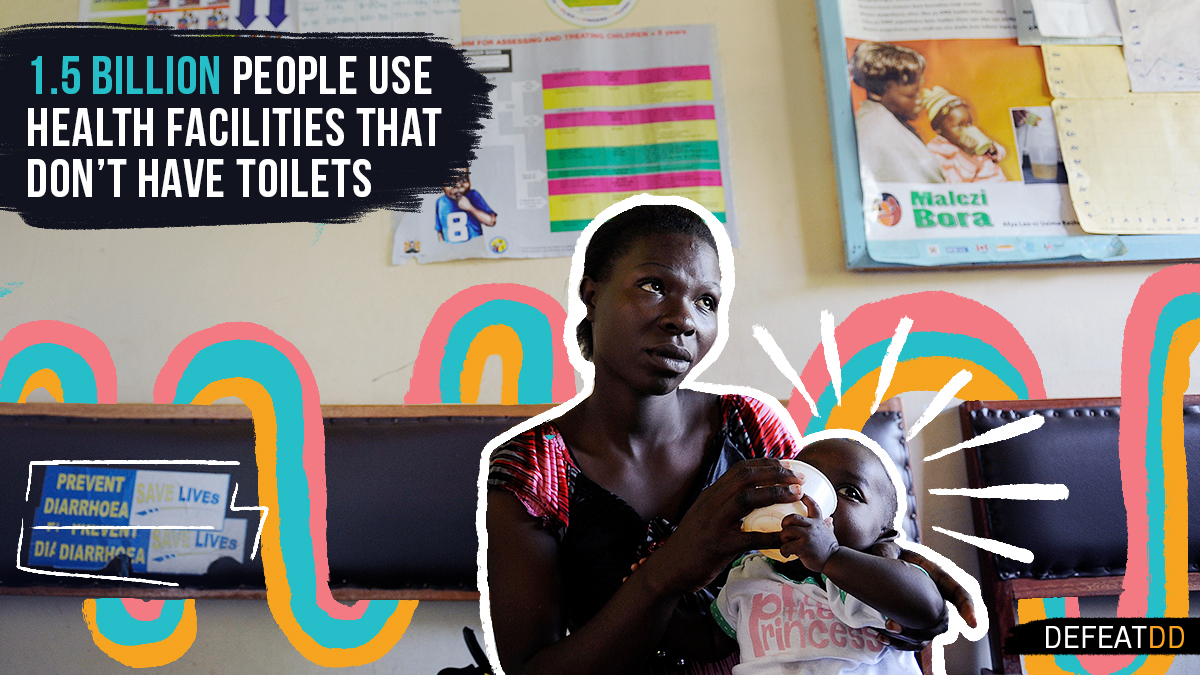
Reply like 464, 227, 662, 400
584, 232, 721, 396
877, 79, 924, 121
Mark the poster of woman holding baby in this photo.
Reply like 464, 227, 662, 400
841, 38, 1116, 266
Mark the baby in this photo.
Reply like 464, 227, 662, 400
712, 438, 946, 674
923, 86, 1007, 183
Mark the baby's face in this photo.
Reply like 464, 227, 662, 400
936, 105, 977, 151
877, 79, 924, 121
798, 440, 896, 552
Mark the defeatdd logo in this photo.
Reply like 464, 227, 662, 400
910, 189, 993, 228
873, 193, 902, 227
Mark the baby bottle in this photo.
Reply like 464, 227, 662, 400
741, 460, 838, 562
959, 125, 996, 156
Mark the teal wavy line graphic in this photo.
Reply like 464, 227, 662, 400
438, 299, 555, 404
170, 339, 398, 649
805, 332, 1031, 434
0, 344, 97, 403
94, 598, 188, 646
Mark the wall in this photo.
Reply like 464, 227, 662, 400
0, 0, 1188, 673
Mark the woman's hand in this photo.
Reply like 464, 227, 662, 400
898, 547, 977, 629
635, 459, 804, 595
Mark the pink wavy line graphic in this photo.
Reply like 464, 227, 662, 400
155, 322, 366, 621
1113, 265, 1200, 625
405, 284, 573, 404
787, 292, 1045, 429
0, 320, 117, 402
120, 598, 166, 622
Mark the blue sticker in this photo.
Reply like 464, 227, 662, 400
30, 467, 148, 572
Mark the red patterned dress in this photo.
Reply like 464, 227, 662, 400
487, 394, 799, 674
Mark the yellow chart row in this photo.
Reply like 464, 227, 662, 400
549, 186, 725, 222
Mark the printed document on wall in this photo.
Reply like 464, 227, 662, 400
1041, 45, 1200, 234
1028, 0, 1119, 39
837, 0, 1017, 41
1113, 0, 1200, 92
298, 0, 461, 43
81, 0, 298, 30
1013, 0, 1121, 45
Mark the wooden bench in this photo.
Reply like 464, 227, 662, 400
959, 397, 1200, 674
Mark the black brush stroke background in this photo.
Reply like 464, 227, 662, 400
0, 23, 492, 229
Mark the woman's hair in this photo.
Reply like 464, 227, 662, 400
576, 204, 718, 361
849, 42, 925, 96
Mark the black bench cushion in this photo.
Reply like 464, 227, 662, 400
967, 403, 1200, 580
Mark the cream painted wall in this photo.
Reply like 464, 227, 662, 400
0, 1, 1188, 673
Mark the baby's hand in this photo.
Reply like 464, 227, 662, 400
456, 195, 473, 210
777, 496, 839, 572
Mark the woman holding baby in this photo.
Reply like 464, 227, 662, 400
485, 201, 970, 674
851, 41, 1007, 185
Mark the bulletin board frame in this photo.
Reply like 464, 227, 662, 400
814, 0, 1200, 270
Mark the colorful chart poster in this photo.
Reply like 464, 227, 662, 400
542, 68, 726, 232
27, 467, 235, 574
391, 24, 737, 263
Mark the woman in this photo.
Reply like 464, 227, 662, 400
485, 201, 967, 674
849, 41, 946, 184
